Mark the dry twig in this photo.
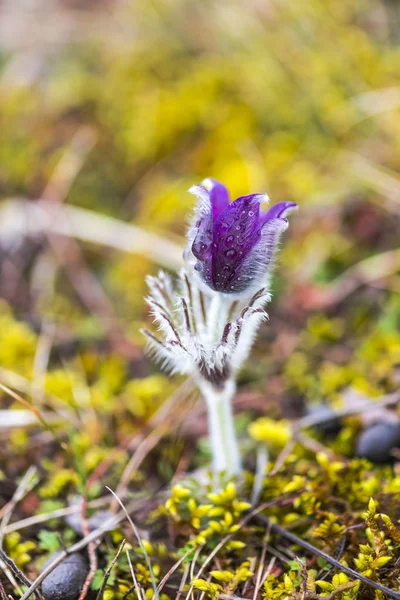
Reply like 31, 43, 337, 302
0, 580, 9, 600
0, 382, 67, 450
4, 494, 119, 534
18, 498, 141, 600
112, 379, 195, 510
294, 390, 400, 432
0, 199, 183, 270
95, 539, 126, 600
125, 547, 145, 600
0, 548, 34, 593
77, 497, 98, 600
106, 488, 159, 600
256, 514, 400, 600
0, 467, 38, 539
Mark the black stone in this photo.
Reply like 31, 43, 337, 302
355, 422, 400, 463
41, 552, 88, 600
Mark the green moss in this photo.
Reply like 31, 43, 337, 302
0, 306, 37, 375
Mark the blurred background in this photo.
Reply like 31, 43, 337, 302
2, 1, 400, 588
1, 0, 400, 445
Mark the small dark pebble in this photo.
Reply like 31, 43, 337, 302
306, 403, 341, 435
355, 422, 400, 463
41, 552, 88, 600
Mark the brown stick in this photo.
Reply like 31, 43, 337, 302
256, 514, 400, 600
95, 540, 126, 600
77, 497, 98, 600
18, 498, 141, 600
0, 580, 10, 600
38, 127, 140, 361
0, 548, 34, 592
294, 390, 400, 432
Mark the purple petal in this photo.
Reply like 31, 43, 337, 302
258, 217, 289, 267
189, 186, 213, 262
210, 195, 263, 292
234, 193, 269, 207
192, 213, 213, 261
260, 201, 297, 226
230, 217, 289, 291
204, 179, 230, 221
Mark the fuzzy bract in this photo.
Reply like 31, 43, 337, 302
185, 178, 296, 296
142, 270, 270, 386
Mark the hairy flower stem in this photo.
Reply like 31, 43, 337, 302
203, 293, 241, 478
198, 379, 242, 478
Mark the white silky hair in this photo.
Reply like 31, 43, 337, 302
142, 268, 271, 384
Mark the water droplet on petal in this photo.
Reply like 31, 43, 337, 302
225, 249, 236, 259
248, 210, 254, 217
226, 235, 234, 245
220, 222, 229, 231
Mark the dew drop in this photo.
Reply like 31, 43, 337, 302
193, 240, 209, 258
226, 235, 234, 245
248, 210, 254, 217
225, 249, 236, 259
235, 225, 241, 231
220, 222, 229, 231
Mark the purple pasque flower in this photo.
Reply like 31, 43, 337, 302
186, 178, 296, 295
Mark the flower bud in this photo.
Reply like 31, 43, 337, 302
186, 178, 296, 295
